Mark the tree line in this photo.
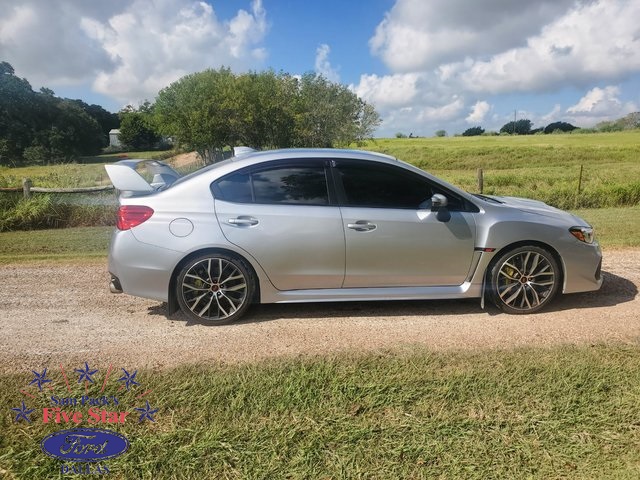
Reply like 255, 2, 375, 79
0, 62, 119, 166
1, 61, 381, 166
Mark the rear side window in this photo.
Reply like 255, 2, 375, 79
215, 172, 252, 203
212, 163, 329, 205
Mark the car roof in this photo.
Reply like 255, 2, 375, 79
170, 148, 400, 187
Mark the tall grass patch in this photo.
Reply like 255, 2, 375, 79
2, 345, 640, 478
0, 194, 116, 232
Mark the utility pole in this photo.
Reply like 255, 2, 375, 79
513, 110, 517, 135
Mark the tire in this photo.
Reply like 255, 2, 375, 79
176, 253, 255, 325
488, 245, 560, 314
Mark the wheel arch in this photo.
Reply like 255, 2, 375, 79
167, 247, 262, 315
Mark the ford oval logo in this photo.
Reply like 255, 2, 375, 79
41, 428, 129, 462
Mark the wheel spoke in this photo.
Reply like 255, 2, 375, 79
503, 285, 524, 306
184, 273, 210, 285
214, 294, 229, 317
223, 282, 247, 292
526, 284, 541, 306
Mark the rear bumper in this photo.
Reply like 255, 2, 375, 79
108, 230, 183, 302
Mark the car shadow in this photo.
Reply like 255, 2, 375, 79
153, 270, 636, 326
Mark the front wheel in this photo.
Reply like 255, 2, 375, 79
176, 253, 255, 324
489, 246, 560, 314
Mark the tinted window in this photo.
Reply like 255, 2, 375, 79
253, 166, 328, 205
335, 162, 432, 209
212, 164, 329, 205
215, 172, 252, 203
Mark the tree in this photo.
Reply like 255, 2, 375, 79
154, 68, 380, 163
543, 121, 577, 134
435, 130, 447, 137
462, 126, 485, 136
500, 119, 533, 135
118, 111, 161, 151
0, 61, 109, 164
292, 73, 376, 148
155, 68, 240, 163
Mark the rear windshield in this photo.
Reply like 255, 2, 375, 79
163, 158, 235, 190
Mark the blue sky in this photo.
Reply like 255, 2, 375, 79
2, 0, 639, 136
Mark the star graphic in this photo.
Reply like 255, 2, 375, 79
29, 368, 52, 391
75, 362, 98, 384
117, 368, 140, 391
12, 401, 34, 423
134, 400, 158, 423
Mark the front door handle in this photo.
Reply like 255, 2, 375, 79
228, 216, 259, 227
347, 221, 377, 232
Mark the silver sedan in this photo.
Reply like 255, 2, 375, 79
105, 148, 602, 324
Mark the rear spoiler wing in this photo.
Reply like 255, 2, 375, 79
104, 159, 180, 194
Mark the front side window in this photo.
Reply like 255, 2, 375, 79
212, 163, 329, 205
334, 161, 432, 209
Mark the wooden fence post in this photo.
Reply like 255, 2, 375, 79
577, 164, 583, 194
477, 168, 484, 194
22, 178, 32, 199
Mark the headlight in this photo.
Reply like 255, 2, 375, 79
570, 226, 595, 244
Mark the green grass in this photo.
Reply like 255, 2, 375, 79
2, 345, 640, 479
0, 150, 177, 188
360, 132, 640, 209
0, 226, 112, 263
572, 206, 640, 248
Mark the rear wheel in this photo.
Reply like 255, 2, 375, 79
176, 253, 255, 324
489, 246, 560, 314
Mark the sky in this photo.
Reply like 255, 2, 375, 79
1, 0, 639, 137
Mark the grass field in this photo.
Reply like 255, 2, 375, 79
362, 131, 640, 209
0, 150, 176, 189
2, 345, 640, 478
1, 133, 639, 211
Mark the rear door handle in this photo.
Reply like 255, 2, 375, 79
228, 216, 259, 227
347, 221, 377, 232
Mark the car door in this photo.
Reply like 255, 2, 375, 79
333, 159, 477, 288
213, 159, 345, 291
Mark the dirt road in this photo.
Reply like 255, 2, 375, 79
0, 249, 638, 372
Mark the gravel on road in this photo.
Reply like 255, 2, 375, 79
0, 249, 638, 372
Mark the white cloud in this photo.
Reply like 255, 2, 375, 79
466, 101, 490, 124
350, 73, 421, 109
0, 1, 124, 86
314, 44, 339, 83
566, 86, 639, 126
87, 0, 269, 104
360, 0, 640, 135
0, 0, 269, 105
370, 0, 576, 72
458, 1, 640, 94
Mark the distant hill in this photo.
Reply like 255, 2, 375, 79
596, 112, 640, 132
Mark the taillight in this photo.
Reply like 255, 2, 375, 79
117, 206, 154, 230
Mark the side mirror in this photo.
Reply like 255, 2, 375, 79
430, 193, 448, 211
